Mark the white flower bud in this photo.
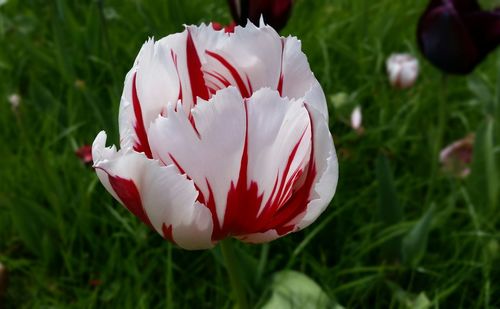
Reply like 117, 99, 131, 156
386, 53, 419, 89
8, 93, 21, 110
350, 106, 362, 131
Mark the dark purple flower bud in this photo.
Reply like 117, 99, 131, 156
417, 0, 500, 74
227, 0, 293, 31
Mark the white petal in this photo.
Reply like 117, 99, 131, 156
280, 37, 328, 119
136, 38, 181, 125
156, 31, 208, 115
303, 81, 329, 121
245, 88, 312, 216
296, 104, 338, 229
118, 67, 137, 150
148, 87, 247, 226
187, 23, 283, 97
92, 131, 214, 250
118, 38, 182, 151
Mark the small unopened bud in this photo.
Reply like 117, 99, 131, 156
8, 93, 21, 111
350, 105, 364, 134
386, 53, 419, 89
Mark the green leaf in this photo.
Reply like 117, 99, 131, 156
376, 155, 403, 225
262, 270, 339, 309
411, 292, 431, 309
467, 76, 493, 108
376, 154, 403, 259
467, 119, 498, 211
401, 204, 435, 268
387, 281, 431, 309
9, 197, 55, 256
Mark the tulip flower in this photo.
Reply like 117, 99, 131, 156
386, 53, 419, 89
76, 145, 93, 165
92, 22, 338, 250
440, 134, 474, 178
227, 0, 292, 31
417, 0, 500, 74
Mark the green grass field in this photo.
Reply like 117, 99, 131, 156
1, 0, 499, 308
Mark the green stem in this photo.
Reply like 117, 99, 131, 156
426, 74, 447, 204
220, 239, 249, 309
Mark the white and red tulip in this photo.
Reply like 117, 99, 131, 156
92, 22, 338, 250
386, 53, 419, 89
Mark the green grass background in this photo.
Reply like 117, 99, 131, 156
1, 0, 499, 308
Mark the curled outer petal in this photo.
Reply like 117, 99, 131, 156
92, 132, 214, 249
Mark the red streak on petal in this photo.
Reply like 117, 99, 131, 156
246, 75, 253, 94
186, 30, 209, 105
208, 102, 315, 241
162, 223, 177, 244
214, 100, 263, 239
168, 153, 186, 174
204, 181, 220, 237
132, 73, 153, 159
108, 175, 153, 228
171, 49, 183, 103
163, 104, 317, 241
188, 114, 201, 138
277, 39, 285, 96
259, 128, 308, 222
205, 50, 251, 98
271, 107, 317, 235
169, 153, 206, 205
205, 71, 232, 89
277, 75, 284, 97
